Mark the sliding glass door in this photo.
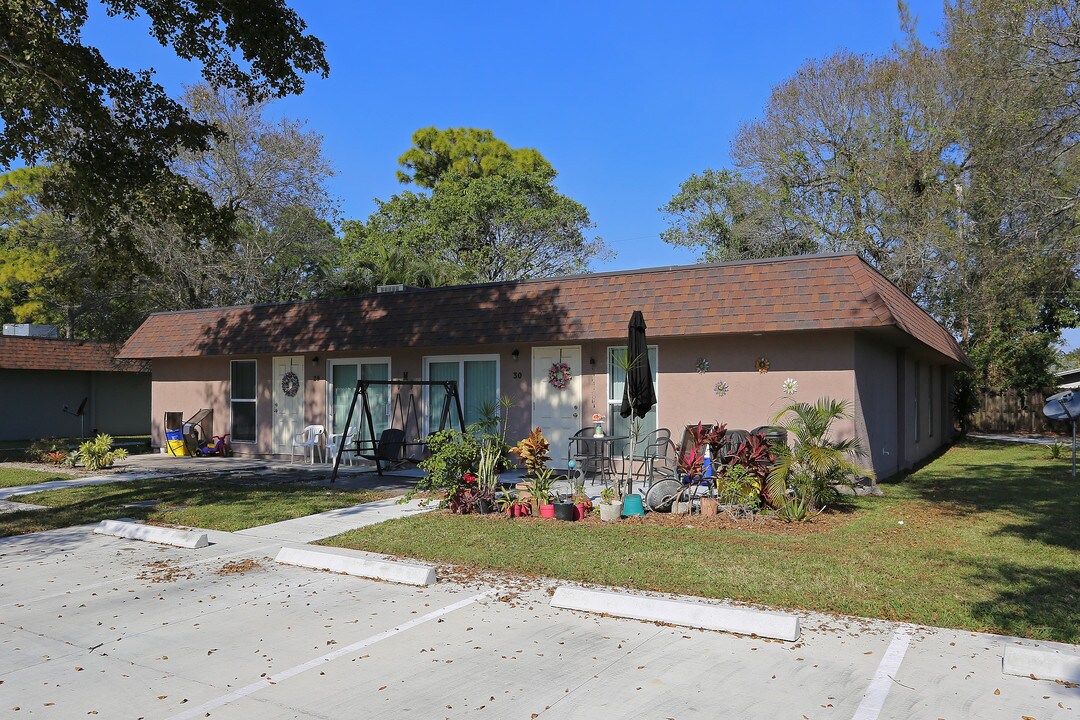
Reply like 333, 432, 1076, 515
424, 355, 499, 433
327, 358, 391, 444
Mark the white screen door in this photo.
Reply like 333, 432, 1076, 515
532, 346, 582, 466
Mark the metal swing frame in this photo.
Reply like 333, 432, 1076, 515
330, 379, 466, 482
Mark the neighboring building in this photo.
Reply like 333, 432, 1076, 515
1056, 368, 1080, 390
0, 334, 151, 441
118, 253, 970, 479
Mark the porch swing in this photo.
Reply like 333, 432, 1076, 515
329, 379, 466, 481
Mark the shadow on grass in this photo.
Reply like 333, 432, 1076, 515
902, 442, 1080, 552
966, 558, 1080, 643
0, 478, 388, 538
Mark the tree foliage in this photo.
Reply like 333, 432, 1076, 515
0, 167, 153, 340
141, 84, 338, 309
0, 0, 328, 249
0, 85, 337, 338
662, 0, 1080, 392
338, 129, 607, 291
396, 127, 554, 188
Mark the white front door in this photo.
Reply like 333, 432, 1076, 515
273, 355, 305, 454
532, 346, 582, 466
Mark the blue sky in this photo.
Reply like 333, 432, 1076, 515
89, 2, 1080, 346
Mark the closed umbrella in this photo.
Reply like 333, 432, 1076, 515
620, 310, 656, 495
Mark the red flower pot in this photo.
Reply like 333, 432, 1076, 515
573, 503, 587, 521
539, 504, 556, 519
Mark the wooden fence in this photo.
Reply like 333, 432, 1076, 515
970, 388, 1072, 434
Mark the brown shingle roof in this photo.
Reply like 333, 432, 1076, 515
0, 336, 148, 373
118, 253, 970, 367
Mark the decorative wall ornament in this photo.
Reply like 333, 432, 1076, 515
782, 377, 799, 395
548, 362, 572, 389
695, 358, 710, 374
281, 370, 300, 397
713, 380, 729, 397
755, 357, 770, 374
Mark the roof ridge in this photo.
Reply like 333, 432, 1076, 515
137, 253, 862, 319
841, 255, 897, 326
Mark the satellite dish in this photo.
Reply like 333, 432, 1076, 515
1043, 391, 1080, 421
1043, 391, 1079, 478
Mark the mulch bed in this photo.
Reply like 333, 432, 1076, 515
452, 506, 856, 535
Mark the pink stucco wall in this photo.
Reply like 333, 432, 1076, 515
147, 329, 956, 475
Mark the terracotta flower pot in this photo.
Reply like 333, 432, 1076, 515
573, 502, 588, 520
539, 504, 556, 519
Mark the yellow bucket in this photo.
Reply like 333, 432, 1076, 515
165, 430, 188, 457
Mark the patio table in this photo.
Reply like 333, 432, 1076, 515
568, 434, 628, 488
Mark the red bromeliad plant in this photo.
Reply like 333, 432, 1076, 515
687, 421, 728, 457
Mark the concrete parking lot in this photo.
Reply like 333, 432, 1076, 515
2, 523, 1078, 719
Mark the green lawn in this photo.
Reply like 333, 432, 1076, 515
0, 466, 74, 489
0, 476, 394, 536
322, 440, 1080, 643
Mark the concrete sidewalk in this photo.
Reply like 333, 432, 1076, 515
233, 496, 435, 543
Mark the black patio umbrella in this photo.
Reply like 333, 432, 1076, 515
619, 311, 657, 495
620, 310, 657, 419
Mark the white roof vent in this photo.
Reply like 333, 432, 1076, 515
3, 323, 59, 338
376, 284, 407, 293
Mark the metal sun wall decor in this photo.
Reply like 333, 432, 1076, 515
755, 357, 770, 373
696, 358, 710, 374
783, 377, 799, 395
714, 380, 729, 397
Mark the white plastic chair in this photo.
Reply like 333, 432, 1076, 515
291, 424, 325, 464
326, 426, 356, 467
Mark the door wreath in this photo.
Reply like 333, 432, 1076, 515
281, 370, 300, 397
548, 362, 572, 389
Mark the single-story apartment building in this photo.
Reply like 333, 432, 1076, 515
118, 252, 970, 479
0, 334, 151, 441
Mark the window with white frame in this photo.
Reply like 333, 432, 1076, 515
424, 355, 499, 433
230, 360, 257, 444
607, 345, 658, 455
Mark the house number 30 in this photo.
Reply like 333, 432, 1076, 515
512, 372, 522, 379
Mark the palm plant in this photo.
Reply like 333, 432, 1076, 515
766, 397, 874, 511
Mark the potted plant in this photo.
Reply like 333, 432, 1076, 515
474, 444, 499, 514
598, 485, 622, 521
509, 427, 550, 477
523, 469, 556, 518
552, 481, 576, 521
592, 413, 605, 437
572, 484, 593, 520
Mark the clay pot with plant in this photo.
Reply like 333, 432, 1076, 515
523, 468, 557, 518
572, 484, 593, 520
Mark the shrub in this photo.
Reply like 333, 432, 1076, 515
74, 434, 128, 471
767, 398, 874, 512
716, 462, 762, 508
412, 427, 482, 507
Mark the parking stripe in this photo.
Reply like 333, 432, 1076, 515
851, 630, 911, 720
166, 589, 497, 720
